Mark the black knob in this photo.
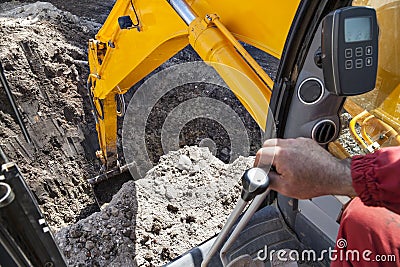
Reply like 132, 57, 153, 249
241, 168, 269, 201
314, 47, 322, 68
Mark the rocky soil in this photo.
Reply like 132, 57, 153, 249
55, 147, 253, 266
0, 1, 105, 230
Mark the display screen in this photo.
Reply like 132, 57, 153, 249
344, 17, 371, 43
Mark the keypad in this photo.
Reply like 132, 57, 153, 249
344, 45, 373, 70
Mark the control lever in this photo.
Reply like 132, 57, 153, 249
201, 168, 270, 267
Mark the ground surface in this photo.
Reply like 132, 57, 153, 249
18, 0, 113, 23
0, 1, 104, 230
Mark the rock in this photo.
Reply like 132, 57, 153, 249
189, 149, 201, 161
165, 186, 178, 201
110, 207, 119, 217
185, 215, 196, 223
69, 226, 82, 238
176, 155, 192, 171
151, 222, 162, 235
140, 235, 150, 245
161, 247, 175, 261
85, 240, 95, 250
121, 220, 131, 227
144, 251, 154, 262
122, 229, 132, 237
154, 185, 166, 195
82, 224, 92, 232
167, 204, 179, 213
191, 164, 201, 173
101, 213, 110, 220
136, 256, 146, 267
102, 229, 111, 237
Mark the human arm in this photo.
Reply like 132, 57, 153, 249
254, 137, 356, 199
255, 138, 400, 214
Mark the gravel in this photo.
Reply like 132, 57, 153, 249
55, 146, 254, 266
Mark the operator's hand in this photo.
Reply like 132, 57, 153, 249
254, 137, 356, 199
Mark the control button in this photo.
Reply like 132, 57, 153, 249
366, 57, 373, 67
355, 47, 363, 57
345, 48, 352, 58
356, 59, 363, 69
366, 46, 373, 55
345, 60, 353, 70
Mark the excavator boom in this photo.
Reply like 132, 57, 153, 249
88, 0, 299, 168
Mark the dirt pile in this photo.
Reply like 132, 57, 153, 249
134, 147, 253, 266
55, 146, 253, 266
22, 0, 115, 24
0, 1, 101, 230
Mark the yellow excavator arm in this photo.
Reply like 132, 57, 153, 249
88, 0, 300, 168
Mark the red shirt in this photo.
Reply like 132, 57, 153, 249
351, 147, 400, 214
330, 147, 400, 267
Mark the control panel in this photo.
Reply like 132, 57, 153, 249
322, 7, 379, 96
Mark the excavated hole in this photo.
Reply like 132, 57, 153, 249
143, 82, 263, 165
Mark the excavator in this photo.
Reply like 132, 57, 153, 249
1, 0, 399, 266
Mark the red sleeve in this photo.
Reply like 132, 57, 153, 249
351, 146, 400, 214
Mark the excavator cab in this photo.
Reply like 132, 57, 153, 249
168, 1, 399, 266
86, 0, 400, 266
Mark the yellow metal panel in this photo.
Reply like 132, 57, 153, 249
188, 17, 271, 130
91, 0, 189, 99
373, 1, 400, 129
97, 95, 118, 167
91, 0, 301, 100
350, 0, 400, 129
188, 0, 300, 58
96, 0, 130, 42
